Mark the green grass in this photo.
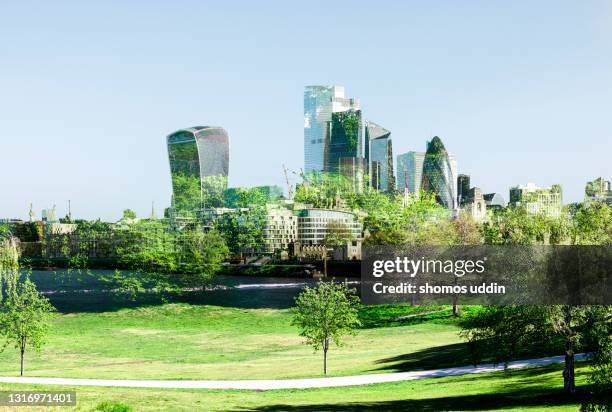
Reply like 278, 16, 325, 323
0, 303, 466, 380
0, 363, 606, 411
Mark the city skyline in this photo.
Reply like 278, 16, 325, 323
1, 1, 611, 220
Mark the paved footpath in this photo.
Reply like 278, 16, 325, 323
0, 354, 586, 391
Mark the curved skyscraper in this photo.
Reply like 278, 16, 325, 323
167, 126, 229, 213
421, 136, 456, 209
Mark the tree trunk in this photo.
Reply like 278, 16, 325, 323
20, 337, 25, 377
562, 305, 575, 394
563, 339, 575, 393
323, 338, 328, 375
452, 296, 460, 317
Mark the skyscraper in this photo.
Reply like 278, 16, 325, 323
326, 109, 363, 174
303, 85, 360, 174
167, 126, 229, 213
421, 136, 457, 209
396, 151, 425, 193
366, 121, 394, 191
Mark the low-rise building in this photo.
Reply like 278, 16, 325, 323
585, 177, 612, 205
461, 187, 487, 223
263, 204, 297, 254
509, 183, 563, 218
483, 193, 506, 210
296, 208, 362, 246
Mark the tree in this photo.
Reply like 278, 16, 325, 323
0, 276, 55, 376
323, 221, 352, 249
122, 209, 137, 220
216, 208, 265, 256
463, 201, 612, 395
176, 229, 229, 290
292, 281, 361, 375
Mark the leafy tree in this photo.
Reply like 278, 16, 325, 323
118, 220, 177, 274
463, 201, 612, 396
122, 209, 137, 220
175, 229, 229, 289
323, 221, 353, 249
0, 276, 55, 376
216, 208, 265, 256
292, 281, 361, 375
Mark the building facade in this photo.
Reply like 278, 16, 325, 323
296, 208, 362, 246
483, 193, 506, 210
421, 137, 457, 209
509, 183, 563, 217
263, 204, 297, 254
326, 109, 363, 173
366, 121, 394, 191
396, 151, 425, 193
461, 187, 487, 223
167, 126, 229, 214
303, 85, 360, 174
585, 177, 612, 205
457, 174, 471, 206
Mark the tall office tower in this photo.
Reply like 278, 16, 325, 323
457, 174, 471, 206
326, 109, 363, 174
167, 126, 229, 213
365, 122, 395, 191
304, 85, 360, 174
396, 151, 425, 193
421, 136, 457, 209
338, 157, 367, 192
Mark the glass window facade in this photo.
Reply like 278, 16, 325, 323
421, 136, 457, 209
366, 122, 394, 191
167, 126, 229, 214
326, 109, 363, 174
297, 209, 362, 246
396, 151, 425, 193
303, 85, 360, 174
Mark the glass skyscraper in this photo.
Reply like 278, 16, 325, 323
365, 122, 394, 191
326, 109, 363, 174
421, 136, 457, 209
303, 85, 360, 174
396, 151, 425, 193
167, 126, 229, 213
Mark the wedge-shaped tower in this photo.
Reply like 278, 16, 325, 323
167, 126, 229, 212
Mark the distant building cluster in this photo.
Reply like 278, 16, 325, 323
154, 84, 612, 260
585, 177, 612, 205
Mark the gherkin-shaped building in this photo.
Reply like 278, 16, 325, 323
421, 136, 456, 209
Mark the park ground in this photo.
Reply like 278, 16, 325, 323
0, 271, 607, 411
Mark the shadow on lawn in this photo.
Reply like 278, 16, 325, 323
236, 387, 609, 412
372, 342, 564, 373
47, 287, 300, 313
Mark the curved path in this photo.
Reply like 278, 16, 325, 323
0, 354, 586, 391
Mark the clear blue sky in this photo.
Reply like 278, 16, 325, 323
1, 1, 610, 221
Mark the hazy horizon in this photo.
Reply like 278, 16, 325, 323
1, 1, 610, 221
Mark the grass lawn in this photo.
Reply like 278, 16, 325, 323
0, 303, 467, 380
0, 363, 606, 411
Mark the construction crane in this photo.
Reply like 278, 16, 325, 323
282, 164, 294, 199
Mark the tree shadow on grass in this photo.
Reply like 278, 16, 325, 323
372, 342, 564, 372
48, 287, 300, 313
236, 386, 609, 412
